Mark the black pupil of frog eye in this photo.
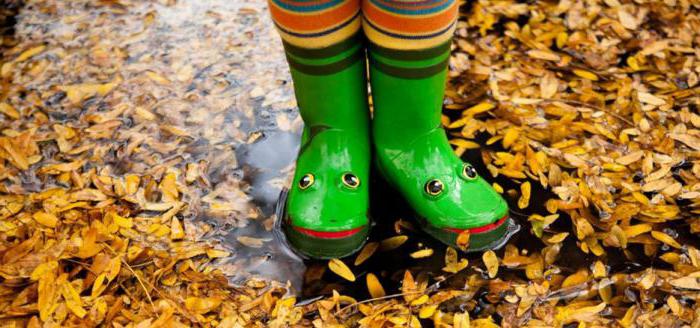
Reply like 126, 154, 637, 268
343, 173, 359, 187
464, 165, 477, 179
299, 174, 313, 189
425, 180, 443, 195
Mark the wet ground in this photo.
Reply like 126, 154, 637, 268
1, 0, 656, 302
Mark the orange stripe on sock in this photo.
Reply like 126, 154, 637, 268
270, 0, 360, 33
371, 0, 452, 12
362, 0, 457, 35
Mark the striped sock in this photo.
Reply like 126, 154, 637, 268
268, 0, 362, 50
361, 0, 458, 51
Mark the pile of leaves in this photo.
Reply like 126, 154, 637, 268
1, 0, 700, 327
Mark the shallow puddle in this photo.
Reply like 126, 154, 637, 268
3, 0, 308, 289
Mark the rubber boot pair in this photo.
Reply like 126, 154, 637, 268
279, 35, 513, 259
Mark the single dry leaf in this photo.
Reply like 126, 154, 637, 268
379, 235, 408, 251
483, 250, 499, 278
328, 259, 355, 282
366, 273, 386, 298
410, 248, 434, 259
354, 242, 379, 266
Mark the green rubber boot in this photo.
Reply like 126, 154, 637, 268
368, 42, 515, 252
280, 34, 370, 259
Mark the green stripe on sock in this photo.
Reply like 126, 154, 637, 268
287, 50, 364, 75
368, 55, 449, 79
282, 33, 364, 59
368, 41, 451, 61
369, 48, 450, 70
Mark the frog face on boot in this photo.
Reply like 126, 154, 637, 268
282, 128, 371, 259
375, 129, 513, 252
417, 163, 509, 229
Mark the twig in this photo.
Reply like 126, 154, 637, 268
542, 98, 635, 127
121, 258, 158, 314
335, 291, 424, 315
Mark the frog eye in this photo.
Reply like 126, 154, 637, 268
342, 173, 360, 189
298, 174, 314, 190
462, 164, 478, 180
424, 179, 444, 196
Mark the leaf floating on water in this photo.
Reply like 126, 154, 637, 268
354, 242, 378, 266
58, 79, 120, 105
546, 232, 569, 244
443, 247, 469, 273
366, 273, 386, 298
482, 250, 499, 278
410, 248, 434, 259
456, 230, 470, 251
463, 102, 495, 116
237, 236, 268, 248
650, 231, 682, 249
379, 235, 408, 251
401, 270, 418, 302
328, 259, 355, 282
518, 181, 531, 209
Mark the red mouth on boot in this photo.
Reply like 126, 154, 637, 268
293, 225, 366, 239
443, 214, 509, 235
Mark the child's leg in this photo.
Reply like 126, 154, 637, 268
269, 0, 371, 259
363, 0, 513, 251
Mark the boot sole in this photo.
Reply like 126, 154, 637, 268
273, 188, 369, 260
417, 214, 520, 252
373, 166, 519, 252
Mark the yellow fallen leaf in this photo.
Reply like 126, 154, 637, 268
527, 49, 560, 61
518, 181, 531, 209
483, 250, 499, 278
650, 231, 682, 249
546, 232, 569, 244
0, 103, 19, 119
573, 69, 598, 81
637, 92, 665, 106
562, 269, 589, 288
15, 45, 46, 62
453, 312, 470, 328
58, 79, 120, 105
449, 138, 480, 149
354, 242, 379, 266
366, 273, 386, 298
456, 230, 470, 251
410, 248, 434, 259
502, 128, 519, 149
206, 249, 230, 258
419, 305, 438, 319
556, 32, 568, 48
379, 235, 408, 251
328, 258, 355, 282
185, 296, 222, 314
170, 218, 185, 240
464, 102, 495, 116
91, 273, 108, 299
410, 295, 429, 306
33, 211, 58, 228
492, 182, 503, 194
